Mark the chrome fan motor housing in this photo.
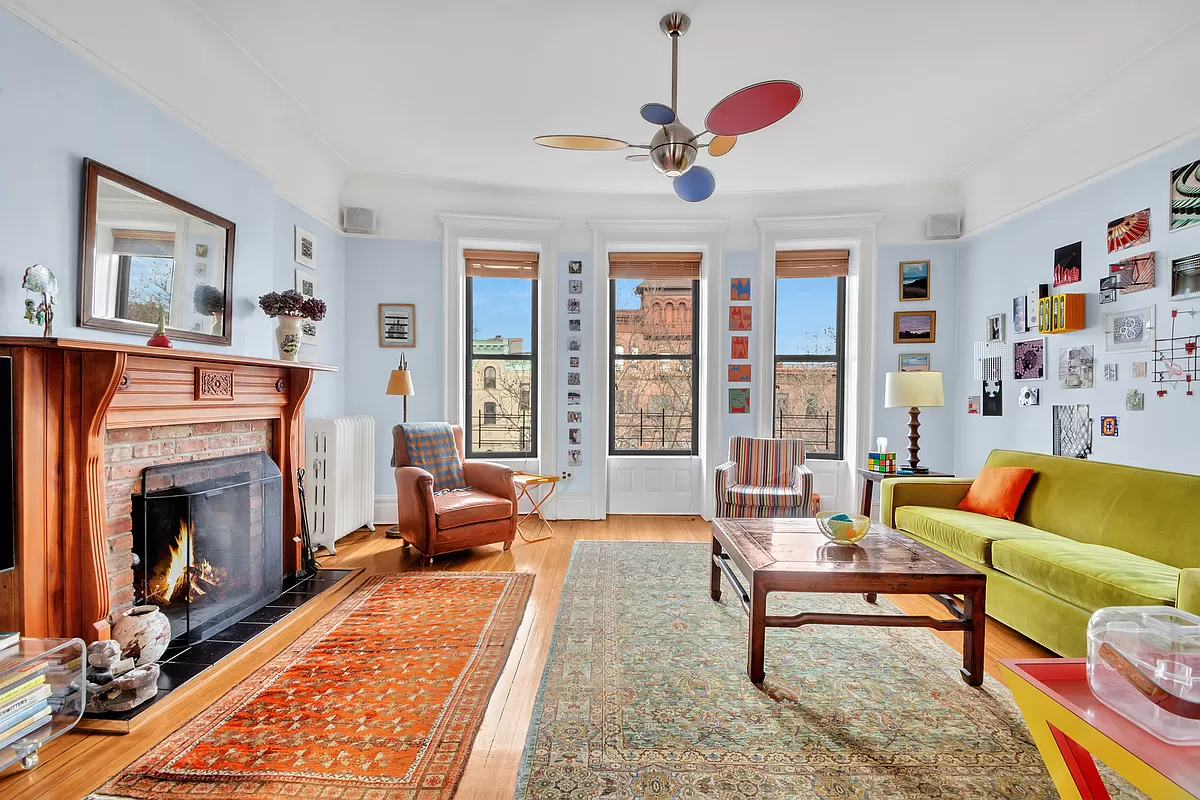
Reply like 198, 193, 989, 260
649, 121, 697, 177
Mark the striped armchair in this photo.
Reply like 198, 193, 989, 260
714, 436, 819, 518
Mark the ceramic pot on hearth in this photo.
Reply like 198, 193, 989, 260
275, 314, 303, 361
112, 604, 171, 666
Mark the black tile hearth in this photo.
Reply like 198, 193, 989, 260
83, 569, 351, 724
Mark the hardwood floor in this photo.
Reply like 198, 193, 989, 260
0, 516, 1052, 799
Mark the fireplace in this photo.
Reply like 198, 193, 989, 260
132, 452, 283, 644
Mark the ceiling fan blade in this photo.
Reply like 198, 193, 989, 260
534, 135, 629, 151
673, 165, 716, 202
708, 135, 737, 157
625, 154, 649, 162
704, 80, 802, 136
640, 103, 676, 125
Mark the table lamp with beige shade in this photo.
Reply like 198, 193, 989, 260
884, 370, 944, 473
386, 354, 415, 423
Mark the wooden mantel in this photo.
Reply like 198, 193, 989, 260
0, 337, 336, 642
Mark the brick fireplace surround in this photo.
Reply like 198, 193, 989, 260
0, 337, 334, 643
104, 421, 273, 615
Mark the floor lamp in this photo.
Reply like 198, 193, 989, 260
386, 354, 415, 422
884, 371, 944, 473
385, 356, 414, 538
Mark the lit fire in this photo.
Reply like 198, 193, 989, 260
150, 520, 226, 604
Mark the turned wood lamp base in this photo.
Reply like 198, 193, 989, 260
906, 406, 929, 473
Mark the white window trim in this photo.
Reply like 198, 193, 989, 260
438, 212, 562, 486
755, 213, 884, 509
588, 218, 728, 520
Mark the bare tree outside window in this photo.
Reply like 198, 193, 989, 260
774, 276, 846, 458
610, 279, 698, 454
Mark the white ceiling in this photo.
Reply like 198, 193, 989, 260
11, 0, 1200, 203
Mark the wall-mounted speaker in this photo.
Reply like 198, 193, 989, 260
926, 213, 961, 240
341, 206, 377, 234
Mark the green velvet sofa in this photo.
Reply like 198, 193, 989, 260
881, 449, 1200, 657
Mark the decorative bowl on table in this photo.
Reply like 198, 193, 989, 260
815, 512, 872, 544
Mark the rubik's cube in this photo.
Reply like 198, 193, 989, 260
867, 452, 897, 473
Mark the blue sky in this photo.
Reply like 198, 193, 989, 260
471, 275, 838, 355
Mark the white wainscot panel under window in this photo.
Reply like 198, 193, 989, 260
808, 460, 843, 514
607, 456, 701, 515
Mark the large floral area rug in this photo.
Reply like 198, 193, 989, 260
93, 571, 533, 800
515, 541, 1136, 800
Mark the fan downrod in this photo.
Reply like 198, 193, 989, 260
659, 12, 690, 38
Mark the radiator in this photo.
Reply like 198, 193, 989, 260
305, 415, 376, 554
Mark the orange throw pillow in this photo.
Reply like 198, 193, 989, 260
957, 466, 1035, 521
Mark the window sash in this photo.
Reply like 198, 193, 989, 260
464, 276, 538, 459
609, 278, 700, 456
772, 276, 846, 460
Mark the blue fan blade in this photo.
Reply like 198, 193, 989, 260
640, 103, 676, 125
673, 166, 716, 202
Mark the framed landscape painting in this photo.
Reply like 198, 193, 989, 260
898, 353, 929, 372
893, 310, 936, 344
899, 260, 930, 301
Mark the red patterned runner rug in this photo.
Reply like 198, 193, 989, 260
93, 572, 533, 800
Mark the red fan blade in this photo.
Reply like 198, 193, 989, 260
705, 81, 802, 137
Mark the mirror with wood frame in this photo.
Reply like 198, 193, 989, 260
80, 159, 235, 345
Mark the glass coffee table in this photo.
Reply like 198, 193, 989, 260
711, 517, 987, 685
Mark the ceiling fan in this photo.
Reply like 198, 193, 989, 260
534, 12, 803, 203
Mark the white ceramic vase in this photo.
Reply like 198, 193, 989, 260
111, 605, 171, 666
275, 314, 303, 361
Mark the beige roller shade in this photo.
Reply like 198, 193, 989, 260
775, 249, 850, 278
609, 252, 702, 280
463, 249, 539, 279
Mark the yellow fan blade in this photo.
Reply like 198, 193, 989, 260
709, 135, 737, 157
534, 135, 628, 151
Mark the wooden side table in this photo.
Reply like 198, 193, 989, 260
857, 467, 954, 516
512, 472, 559, 543
1001, 658, 1199, 799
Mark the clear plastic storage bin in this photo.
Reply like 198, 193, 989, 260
0, 638, 85, 770
1087, 606, 1200, 745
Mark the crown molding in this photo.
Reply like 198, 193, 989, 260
436, 212, 562, 232
756, 212, 885, 232
587, 218, 728, 234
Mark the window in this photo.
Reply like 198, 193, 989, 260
773, 249, 848, 459
464, 249, 538, 457
609, 252, 700, 455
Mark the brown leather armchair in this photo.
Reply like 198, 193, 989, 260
391, 424, 517, 563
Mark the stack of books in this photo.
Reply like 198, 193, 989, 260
0, 657, 53, 751
867, 452, 897, 473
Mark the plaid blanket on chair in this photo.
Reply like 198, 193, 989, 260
400, 422, 468, 495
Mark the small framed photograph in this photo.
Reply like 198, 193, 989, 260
195, 262, 207, 277
567, 372, 580, 386
730, 277, 751, 301
900, 260, 930, 301
568, 260, 582, 274
295, 269, 317, 299
731, 336, 749, 360
893, 310, 936, 344
1171, 253, 1200, 300
301, 318, 319, 344
898, 353, 930, 372
569, 279, 583, 294
728, 364, 751, 382
567, 336, 581, 351
986, 313, 1005, 343
1103, 306, 1155, 353
1013, 338, 1046, 381
567, 411, 582, 423
568, 449, 582, 466
567, 298, 581, 314
195, 243, 209, 258
569, 319, 581, 331
729, 305, 752, 331
567, 391, 581, 406
294, 225, 316, 268
568, 428, 582, 444
569, 356, 580, 368
379, 303, 415, 347
1012, 296, 1026, 333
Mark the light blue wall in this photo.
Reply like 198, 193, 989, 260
272, 197, 345, 418
875, 244, 959, 473
955, 136, 1200, 475
0, 10, 343, 416
343, 238, 443, 495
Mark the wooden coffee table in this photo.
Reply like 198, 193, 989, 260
711, 517, 987, 686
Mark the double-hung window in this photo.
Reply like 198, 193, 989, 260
609, 252, 701, 455
773, 249, 848, 459
464, 249, 538, 458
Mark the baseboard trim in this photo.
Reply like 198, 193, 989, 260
554, 492, 592, 520
374, 495, 398, 524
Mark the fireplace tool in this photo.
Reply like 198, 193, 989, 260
295, 468, 321, 577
